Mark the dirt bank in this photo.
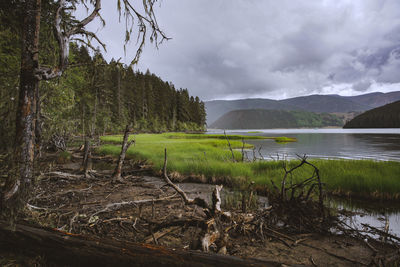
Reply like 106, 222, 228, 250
0, 149, 398, 266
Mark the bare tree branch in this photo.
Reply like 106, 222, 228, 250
162, 148, 210, 211
120, 0, 170, 65
224, 130, 236, 162
68, 0, 102, 35
35, 0, 102, 81
35, 0, 169, 80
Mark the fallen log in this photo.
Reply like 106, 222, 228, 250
0, 221, 280, 266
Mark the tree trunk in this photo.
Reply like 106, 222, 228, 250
112, 125, 133, 182
0, 221, 280, 267
117, 67, 121, 121
34, 84, 42, 158
91, 87, 98, 138
82, 138, 92, 178
1, 0, 41, 218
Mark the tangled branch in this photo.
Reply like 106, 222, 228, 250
35, 0, 169, 81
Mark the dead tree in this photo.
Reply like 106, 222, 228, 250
274, 155, 324, 207
112, 125, 134, 182
2, 0, 168, 220
161, 148, 231, 252
161, 148, 210, 212
268, 155, 327, 232
241, 138, 245, 162
224, 130, 235, 162
81, 138, 92, 178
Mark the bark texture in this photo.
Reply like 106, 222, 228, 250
1, 0, 41, 218
0, 221, 280, 266
82, 138, 92, 177
1, 0, 102, 218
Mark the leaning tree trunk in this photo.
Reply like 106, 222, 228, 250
112, 125, 133, 182
1, 0, 41, 219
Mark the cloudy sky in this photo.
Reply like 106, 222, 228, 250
81, 0, 400, 101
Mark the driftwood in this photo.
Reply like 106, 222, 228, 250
88, 193, 180, 221
274, 155, 324, 215
112, 125, 134, 182
161, 148, 230, 252
39, 171, 83, 181
0, 221, 280, 266
162, 148, 210, 212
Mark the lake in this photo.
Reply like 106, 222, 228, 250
207, 128, 400, 162
208, 128, 400, 237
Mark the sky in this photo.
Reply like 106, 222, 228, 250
79, 0, 400, 101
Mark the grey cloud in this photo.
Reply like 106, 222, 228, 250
81, 0, 400, 100
376, 47, 400, 83
353, 80, 372, 92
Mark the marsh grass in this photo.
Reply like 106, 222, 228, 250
223, 190, 259, 211
99, 133, 400, 199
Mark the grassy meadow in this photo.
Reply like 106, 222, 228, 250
99, 133, 400, 199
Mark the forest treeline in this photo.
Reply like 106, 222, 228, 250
343, 100, 400, 128
0, 4, 206, 151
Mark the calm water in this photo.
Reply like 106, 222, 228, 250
207, 128, 400, 162
331, 197, 400, 239
207, 128, 400, 236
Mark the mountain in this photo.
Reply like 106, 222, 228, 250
210, 109, 343, 129
279, 94, 370, 113
205, 91, 400, 125
343, 101, 400, 128
346, 91, 400, 108
205, 98, 299, 125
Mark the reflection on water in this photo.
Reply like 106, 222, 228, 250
207, 128, 400, 161
331, 197, 400, 238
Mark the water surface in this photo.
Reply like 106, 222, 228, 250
207, 128, 400, 237
208, 128, 400, 161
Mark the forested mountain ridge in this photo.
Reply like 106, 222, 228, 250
205, 92, 400, 125
210, 109, 343, 129
343, 101, 400, 128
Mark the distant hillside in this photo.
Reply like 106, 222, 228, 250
210, 109, 343, 129
279, 95, 371, 113
346, 91, 400, 108
205, 98, 299, 125
343, 101, 400, 128
205, 91, 400, 125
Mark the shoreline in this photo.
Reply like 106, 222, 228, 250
98, 133, 400, 201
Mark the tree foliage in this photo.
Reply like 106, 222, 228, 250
0, 20, 206, 152
343, 100, 400, 128
0, 0, 205, 219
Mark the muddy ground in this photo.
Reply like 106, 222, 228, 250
1, 148, 398, 266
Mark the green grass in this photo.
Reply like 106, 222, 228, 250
99, 133, 400, 199
164, 132, 296, 142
